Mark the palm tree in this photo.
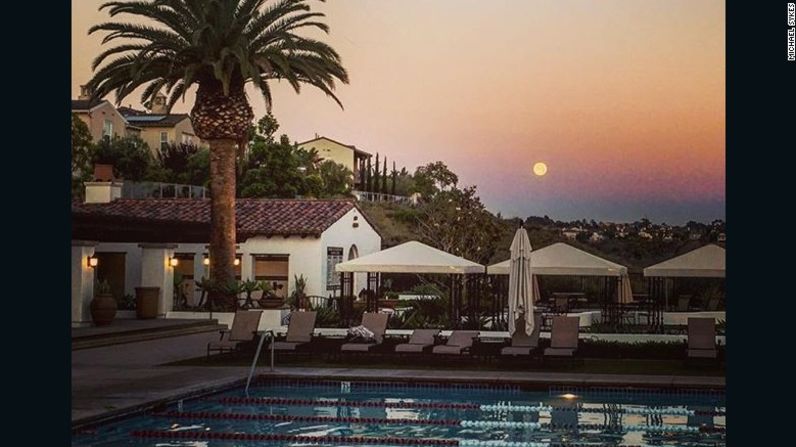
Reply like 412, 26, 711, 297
86, 0, 348, 293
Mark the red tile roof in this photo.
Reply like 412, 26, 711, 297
72, 198, 367, 238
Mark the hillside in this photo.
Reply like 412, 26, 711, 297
359, 201, 719, 270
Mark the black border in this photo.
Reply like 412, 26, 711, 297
7, 0, 796, 443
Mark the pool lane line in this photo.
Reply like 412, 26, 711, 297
219, 396, 481, 409
131, 430, 461, 445
131, 430, 716, 447
218, 397, 724, 416
149, 411, 723, 433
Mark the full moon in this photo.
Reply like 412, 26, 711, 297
533, 162, 548, 176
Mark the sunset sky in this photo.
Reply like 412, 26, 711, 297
72, 0, 725, 224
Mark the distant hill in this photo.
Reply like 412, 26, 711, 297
359, 201, 722, 270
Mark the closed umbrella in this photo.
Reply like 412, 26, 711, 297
618, 273, 633, 304
508, 228, 534, 336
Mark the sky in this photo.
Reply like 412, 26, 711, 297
72, 0, 725, 225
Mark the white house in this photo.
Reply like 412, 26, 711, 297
588, 232, 605, 243
72, 182, 381, 326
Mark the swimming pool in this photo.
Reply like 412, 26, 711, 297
73, 379, 726, 446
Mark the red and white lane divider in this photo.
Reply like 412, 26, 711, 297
151, 411, 723, 433
219, 396, 480, 409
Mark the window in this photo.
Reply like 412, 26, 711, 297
160, 131, 169, 150
102, 119, 113, 140
181, 133, 194, 145
254, 254, 289, 299
326, 247, 344, 290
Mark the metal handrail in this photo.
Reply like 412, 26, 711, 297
244, 329, 275, 397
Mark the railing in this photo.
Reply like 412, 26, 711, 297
122, 181, 208, 199
245, 329, 275, 397
352, 190, 413, 205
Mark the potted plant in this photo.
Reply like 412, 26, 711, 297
289, 275, 308, 309
257, 281, 285, 309
239, 279, 262, 309
91, 280, 117, 326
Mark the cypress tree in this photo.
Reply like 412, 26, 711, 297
373, 153, 380, 194
391, 161, 397, 195
382, 157, 388, 193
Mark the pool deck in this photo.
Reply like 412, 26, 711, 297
72, 332, 725, 427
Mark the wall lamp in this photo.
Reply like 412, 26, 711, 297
203, 256, 240, 266
87, 255, 98, 268
168, 257, 180, 268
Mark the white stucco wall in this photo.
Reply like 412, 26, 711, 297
320, 207, 382, 295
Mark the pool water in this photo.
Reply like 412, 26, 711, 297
73, 380, 726, 447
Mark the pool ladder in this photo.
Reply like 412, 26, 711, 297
245, 330, 275, 397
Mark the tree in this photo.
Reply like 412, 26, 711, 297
92, 136, 154, 181
412, 161, 458, 198
373, 153, 380, 194
391, 161, 397, 195
87, 0, 348, 292
318, 160, 353, 197
157, 142, 201, 183
381, 156, 388, 193
414, 185, 502, 264
239, 134, 305, 198
72, 114, 94, 197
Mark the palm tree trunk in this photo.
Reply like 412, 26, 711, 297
209, 138, 237, 296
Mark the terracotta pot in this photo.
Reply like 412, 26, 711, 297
90, 293, 117, 326
135, 287, 160, 319
258, 298, 285, 309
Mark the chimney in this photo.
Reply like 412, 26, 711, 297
84, 164, 123, 203
78, 84, 92, 100
150, 92, 168, 114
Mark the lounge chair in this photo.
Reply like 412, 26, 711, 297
272, 311, 317, 352
544, 316, 579, 357
687, 317, 717, 359
431, 330, 479, 355
501, 314, 543, 356
207, 310, 263, 358
394, 329, 441, 353
341, 312, 389, 352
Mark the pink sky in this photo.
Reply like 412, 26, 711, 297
72, 0, 725, 223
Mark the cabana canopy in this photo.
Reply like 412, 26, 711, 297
643, 244, 725, 278
335, 241, 485, 274
487, 242, 627, 276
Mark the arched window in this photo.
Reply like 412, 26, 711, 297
348, 245, 359, 260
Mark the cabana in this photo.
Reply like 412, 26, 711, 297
487, 242, 627, 276
335, 241, 485, 327
643, 244, 725, 312
487, 243, 629, 328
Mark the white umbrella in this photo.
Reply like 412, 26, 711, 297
618, 273, 633, 304
508, 227, 534, 336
